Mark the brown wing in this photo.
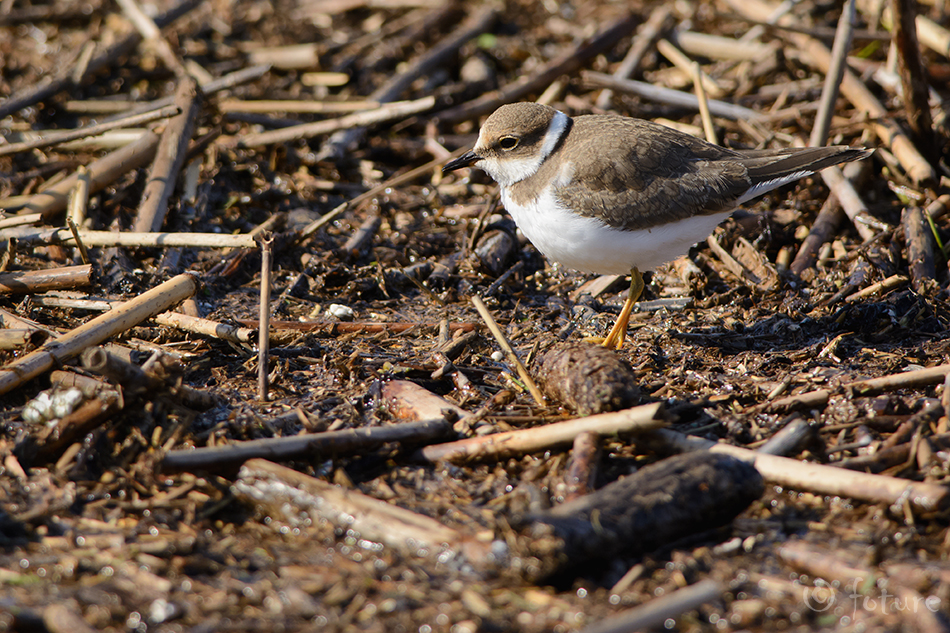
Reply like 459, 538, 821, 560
545, 115, 868, 231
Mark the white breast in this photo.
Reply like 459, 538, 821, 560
501, 186, 734, 275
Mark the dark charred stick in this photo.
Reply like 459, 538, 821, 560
0, 264, 92, 294
235, 319, 478, 335
162, 418, 453, 474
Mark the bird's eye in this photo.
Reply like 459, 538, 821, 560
499, 136, 519, 150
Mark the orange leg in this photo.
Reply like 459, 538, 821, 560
601, 268, 644, 350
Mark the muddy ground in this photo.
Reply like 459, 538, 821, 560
1, 0, 950, 631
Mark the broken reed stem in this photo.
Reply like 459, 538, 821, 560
657, 39, 724, 98
217, 99, 379, 114
439, 12, 639, 124
692, 62, 718, 145
470, 295, 546, 407
0, 213, 42, 229
0, 105, 180, 157
844, 274, 907, 301
233, 459, 476, 557
417, 402, 667, 463
258, 236, 273, 402
0, 264, 92, 294
238, 96, 435, 148
581, 580, 723, 633
651, 428, 949, 513
0, 273, 197, 395
155, 312, 257, 345
582, 72, 763, 121
1, 130, 160, 218
595, 6, 673, 109
133, 76, 200, 232
65, 166, 90, 227
767, 362, 950, 411
115, 0, 188, 77
820, 160, 876, 242
810, 0, 856, 147
64, 219, 91, 266
0, 228, 258, 249
0, 330, 47, 350
297, 145, 470, 242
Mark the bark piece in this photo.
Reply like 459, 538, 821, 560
537, 342, 641, 416
525, 452, 763, 579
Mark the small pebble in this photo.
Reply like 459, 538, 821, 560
326, 303, 355, 320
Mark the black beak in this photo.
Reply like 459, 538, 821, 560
442, 150, 479, 173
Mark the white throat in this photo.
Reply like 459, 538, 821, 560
475, 110, 570, 187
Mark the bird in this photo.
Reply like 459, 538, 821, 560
442, 102, 871, 348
